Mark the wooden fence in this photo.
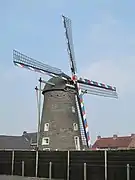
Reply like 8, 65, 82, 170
0, 150, 135, 180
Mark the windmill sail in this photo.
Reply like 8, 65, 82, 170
80, 84, 118, 98
75, 95, 87, 146
62, 15, 91, 147
62, 15, 77, 75
78, 77, 118, 98
13, 50, 64, 77
78, 77, 116, 91
77, 83, 91, 147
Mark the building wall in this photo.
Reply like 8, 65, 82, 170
128, 136, 135, 148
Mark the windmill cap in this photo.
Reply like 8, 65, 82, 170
42, 77, 74, 94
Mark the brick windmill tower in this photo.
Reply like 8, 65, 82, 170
13, 15, 118, 151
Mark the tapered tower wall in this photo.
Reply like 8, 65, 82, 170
38, 77, 86, 150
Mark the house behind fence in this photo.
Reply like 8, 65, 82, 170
92, 134, 135, 150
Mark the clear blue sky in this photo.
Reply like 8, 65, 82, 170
0, 0, 135, 143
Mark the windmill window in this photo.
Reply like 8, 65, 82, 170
72, 106, 75, 113
44, 123, 49, 131
43, 148, 50, 151
73, 123, 78, 131
74, 136, 80, 150
42, 137, 50, 145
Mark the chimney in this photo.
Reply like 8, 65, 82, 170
23, 131, 27, 136
97, 135, 101, 140
131, 133, 135, 137
22, 131, 30, 142
113, 134, 117, 139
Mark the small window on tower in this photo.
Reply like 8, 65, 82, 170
44, 123, 49, 131
73, 123, 78, 131
43, 148, 50, 151
42, 137, 50, 145
72, 106, 75, 113
74, 136, 80, 150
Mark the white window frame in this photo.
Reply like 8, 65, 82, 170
72, 106, 75, 113
42, 137, 50, 145
43, 148, 50, 151
44, 123, 49, 131
74, 136, 80, 150
73, 123, 78, 131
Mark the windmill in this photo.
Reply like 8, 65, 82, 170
13, 15, 118, 151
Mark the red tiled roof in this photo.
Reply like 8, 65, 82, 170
92, 135, 133, 149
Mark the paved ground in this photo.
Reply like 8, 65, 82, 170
0, 175, 63, 180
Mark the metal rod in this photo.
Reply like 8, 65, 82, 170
84, 163, 87, 180
49, 162, 52, 180
35, 150, 38, 177
11, 150, 14, 175
127, 164, 130, 180
37, 77, 42, 150
35, 86, 39, 149
67, 151, 70, 180
22, 161, 24, 176
105, 150, 107, 180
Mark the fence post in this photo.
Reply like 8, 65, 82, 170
84, 163, 87, 180
35, 150, 38, 177
67, 151, 70, 180
127, 164, 130, 180
11, 150, 14, 175
22, 161, 24, 176
105, 150, 107, 180
49, 161, 52, 180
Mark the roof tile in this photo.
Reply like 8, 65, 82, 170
92, 135, 133, 149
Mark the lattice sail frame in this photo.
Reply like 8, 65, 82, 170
13, 50, 69, 81
77, 83, 90, 146
62, 15, 77, 76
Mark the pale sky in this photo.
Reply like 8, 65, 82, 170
0, 0, 135, 143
